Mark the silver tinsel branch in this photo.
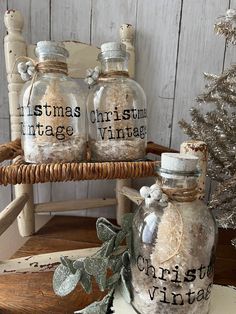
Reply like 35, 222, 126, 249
180, 10, 236, 247
214, 9, 236, 45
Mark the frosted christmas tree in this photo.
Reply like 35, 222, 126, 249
180, 9, 236, 247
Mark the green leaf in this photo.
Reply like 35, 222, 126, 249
95, 242, 109, 258
114, 230, 126, 249
121, 213, 134, 232
120, 266, 133, 303
53, 264, 81, 297
95, 272, 107, 291
84, 257, 108, 276
122, 251, 131, 269
108, 254, 123, 273
96, 217, 120, 242
80, 271, 92, 294
96, 236, 115, 258
60, 256, 76, 274
106, 272, 120, 289
84, 257, 108, 291
126, 232, 133, 253
104, 236, 116, 257
75, 291, 114, 314
74, 300, 101, 314
73, 258, 84, 270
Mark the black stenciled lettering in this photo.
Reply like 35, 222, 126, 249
122, 109, 131, 120
53, 105, 64, 117
96, 109, 104, 123
125, 127, 133, 137
159, 287, 170, 304
104, 111, 112, 122
17, 105, 23, 117
34, 105, 42, 116
171, 293, 184, 305
207, 259, 214, 278
26, 105, 34, 116
28, 125, 36, 136
143, 108, 147, 118
116, 128, 125, 139
130, 108, 138, 119
56, 126, 65, 140
98, 127, 107, 140
196, 289, 205, 302
139, 125, 146, 139
74, 106, 81, 118
133, 127, 139, 137
65, 106, 73, 117
184, 269, 196, 282
145, 259, 157, 278
107, 126, 115, 139
113, 107, 122, 121
186, 289, 196, 304
36, 123, 44, 136
20, 122, 25, 135
43, 103, 51, 116
198, 265, 206, 279
137, 255, 145, 271
66, 126, 73, 136
205, 283, 213, 300
171, 265, 181, 283
148, 286, 159, 301
45, 125, 54, 137
158, 267, 170, 281
137, 108, 147, 119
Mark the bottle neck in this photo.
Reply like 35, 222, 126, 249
100, 57, 129, 75
160, 175, 198, 202
38, 54, 68, 77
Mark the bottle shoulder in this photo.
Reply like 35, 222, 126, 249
21, 76, 86, 95
133, 199, 216, 227
88, 77, 146, 101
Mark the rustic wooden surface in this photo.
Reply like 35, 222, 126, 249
0, 216, 235, 313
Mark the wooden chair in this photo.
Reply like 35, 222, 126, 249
2, 9, 141, 238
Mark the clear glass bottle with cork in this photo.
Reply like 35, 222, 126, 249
130, 153, 218, 314
19, 41, 86, 163
86, 42, 147, 161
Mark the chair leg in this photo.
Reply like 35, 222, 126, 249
15, 184, 35, 237
116, 179, 132, 225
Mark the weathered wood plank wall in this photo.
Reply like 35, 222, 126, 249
0, 0, 233, 217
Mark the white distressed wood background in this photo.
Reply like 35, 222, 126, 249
0, 0, 234, 218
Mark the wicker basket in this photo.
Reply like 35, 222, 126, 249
0, 139, 176, 185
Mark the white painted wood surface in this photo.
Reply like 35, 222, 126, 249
0, 0, 11, 211
4, 9, 35, 236
170, 0, 229, 149
0, 194, 28, 236
1, 0, 234, 218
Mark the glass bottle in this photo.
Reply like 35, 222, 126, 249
130, 153, 218, 314
20, 41, 86, 163
87, 42, 147, 161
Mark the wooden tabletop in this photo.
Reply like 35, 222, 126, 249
0, 216, 235, 314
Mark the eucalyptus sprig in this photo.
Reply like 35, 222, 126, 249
53, 213, 134, 314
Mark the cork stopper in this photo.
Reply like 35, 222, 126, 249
160, 153, 199, 176
35, 41, 69, 58
119, 24, 134, 43
99, 41, 129, 60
